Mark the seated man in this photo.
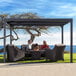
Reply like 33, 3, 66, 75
26, 39, 33, 50
40, 41, 50, 50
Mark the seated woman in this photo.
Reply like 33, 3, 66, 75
40, 41, 50, 50
32, 44, 40, 51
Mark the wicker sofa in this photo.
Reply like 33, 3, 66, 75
45, 44, 66, 61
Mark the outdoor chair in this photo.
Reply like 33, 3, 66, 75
6, 45, 25, 62
45, 44, 66, 61
53, 44, 66, 61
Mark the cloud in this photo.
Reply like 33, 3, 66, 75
1, 0, 76, 18
0, 0, 13, 7
8, 8, 39, 14
0, 31, 75, 45
0, 0, 76, 45
0, 0, 44, 13
45, 2, 76, 17
0, 0, 75, 18
0, 0, 13, 2
8, 32, 76, 45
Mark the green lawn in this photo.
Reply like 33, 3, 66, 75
0, 55, 4, 63
0, 53, 76, 63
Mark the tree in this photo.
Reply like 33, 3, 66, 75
0, 13, 59, 43
0, 14, 19, 40
0, 13, 60, 53
10, 13, 43, 42
0, 13, 51, 42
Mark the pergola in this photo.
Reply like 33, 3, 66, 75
3, 18, 73, 63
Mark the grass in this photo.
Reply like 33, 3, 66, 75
0, 53, 76, 63
0, 55, 4, 63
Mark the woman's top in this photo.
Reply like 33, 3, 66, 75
41, 45, 49, 50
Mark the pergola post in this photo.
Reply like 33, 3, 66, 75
3, 22, 6, 63
70, 19, 73, 63
10, 26, 12, 44
61, 26, 64, 44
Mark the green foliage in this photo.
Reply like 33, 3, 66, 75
10, 13, 42, 19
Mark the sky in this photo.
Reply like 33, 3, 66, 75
0, 0, 76, 45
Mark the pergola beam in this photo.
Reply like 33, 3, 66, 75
7, 22, 68, 26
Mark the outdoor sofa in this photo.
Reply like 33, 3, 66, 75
45, 44, 66, 61
21, 44, 66, 61
6, 44, 65, 62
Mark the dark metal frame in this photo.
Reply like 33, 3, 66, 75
3, 18, 73, 63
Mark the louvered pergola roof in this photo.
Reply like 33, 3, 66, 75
5, 18, 72, 26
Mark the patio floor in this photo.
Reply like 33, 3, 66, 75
0, 62, 76, 76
